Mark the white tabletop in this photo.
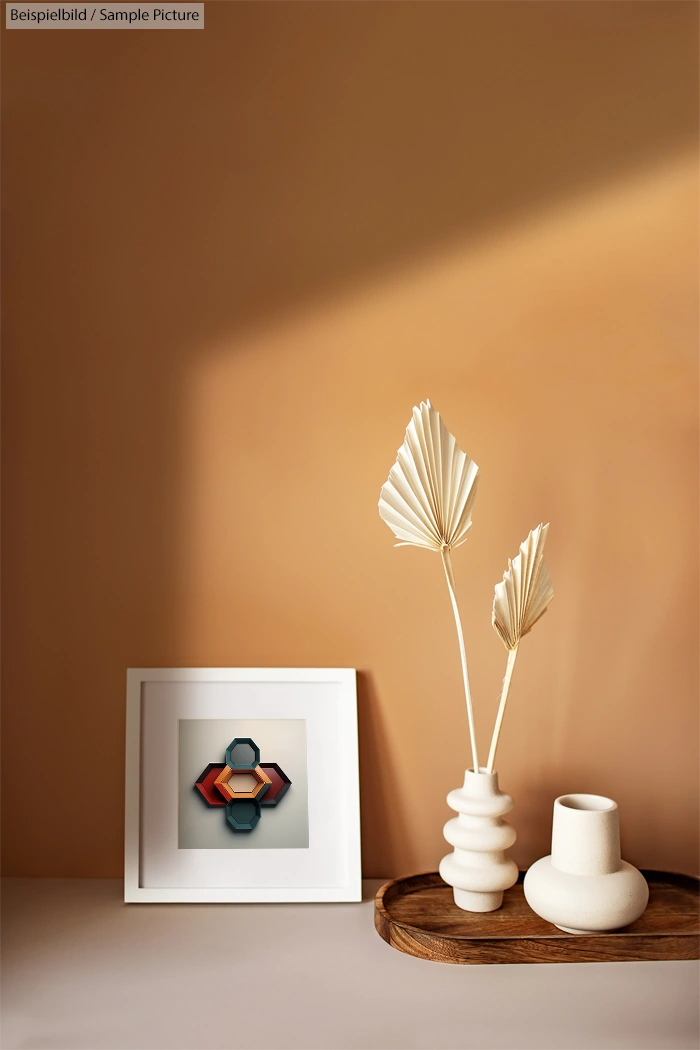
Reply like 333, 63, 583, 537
1, 877, 698, 1050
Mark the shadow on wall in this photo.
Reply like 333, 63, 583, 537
2, 2, 698, 877
356, 671, 413, 879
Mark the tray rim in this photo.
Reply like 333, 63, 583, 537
375, 868, 700, 944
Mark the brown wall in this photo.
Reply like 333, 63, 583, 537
2, 2, 698, 879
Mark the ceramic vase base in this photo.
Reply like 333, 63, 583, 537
555, 923, 628, 935
453, 888, 504, 913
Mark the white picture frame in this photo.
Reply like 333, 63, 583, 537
124, 667, 361, 903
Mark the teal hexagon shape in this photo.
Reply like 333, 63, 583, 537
225, 737, 260, 770
225, 799, 261, 832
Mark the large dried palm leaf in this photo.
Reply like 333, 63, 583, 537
378, 401, 479, 551
379, 402, 481, 772
486, 524, 554, 772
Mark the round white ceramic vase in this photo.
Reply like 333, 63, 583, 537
439, 769, 519, 912
523, 793, 649, 934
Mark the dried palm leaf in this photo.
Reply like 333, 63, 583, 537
378, 401, 479, 552
379, 402, 481, 772
492, 523, 553, 650
486, 524, 554, 772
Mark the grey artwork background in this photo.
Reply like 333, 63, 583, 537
179, 719, 308, 849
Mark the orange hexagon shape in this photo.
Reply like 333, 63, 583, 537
214, 764, 272, 801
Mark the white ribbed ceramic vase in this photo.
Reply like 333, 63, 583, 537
523, 793, 649, 933
439, 769, 519, 912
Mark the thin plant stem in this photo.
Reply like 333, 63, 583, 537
486, 646, 518, 774
440, 547, 480, 774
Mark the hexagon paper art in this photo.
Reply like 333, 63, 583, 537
194, 737, 291, 832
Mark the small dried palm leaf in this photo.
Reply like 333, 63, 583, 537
492, 524, 554, 650
378, 401, 479, 551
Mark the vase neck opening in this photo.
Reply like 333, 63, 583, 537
463, 768, 501, 795
558, 794, 615, 812
551, 793, 621, 876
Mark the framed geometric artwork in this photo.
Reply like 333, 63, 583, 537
124, 668, 361, 903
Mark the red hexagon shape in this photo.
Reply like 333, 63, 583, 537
194, 763, 227, 806
258, 763, 291, 807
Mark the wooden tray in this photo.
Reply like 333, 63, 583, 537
375, 870, 699, 964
